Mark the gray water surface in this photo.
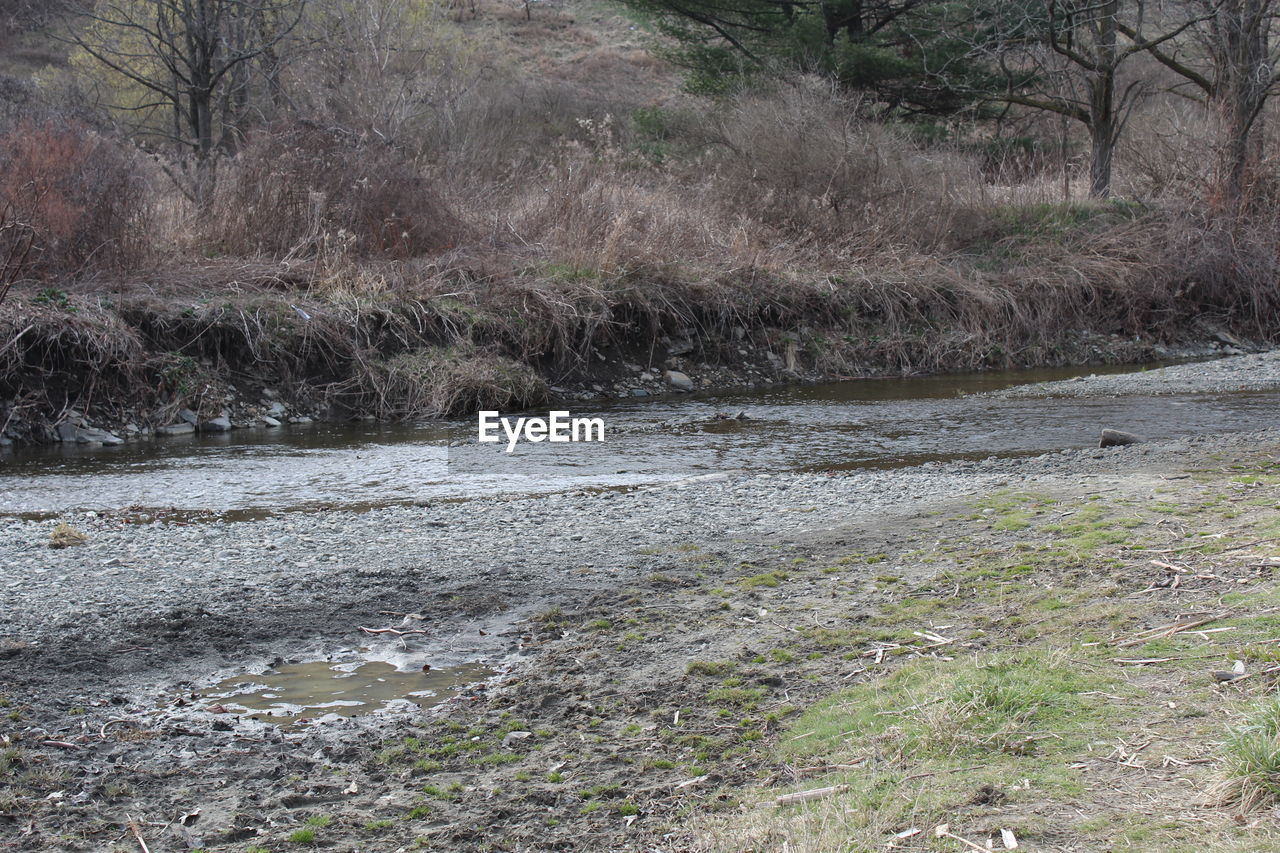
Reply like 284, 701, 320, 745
1, 363, 1270, 514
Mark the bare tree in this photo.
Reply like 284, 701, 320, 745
1122, 0, 1280, 206
0, 206, 35, 308
975, 0, 1204, 198
288, 0, 482, 153
62, 0, 307, 203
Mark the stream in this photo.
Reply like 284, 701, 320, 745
1, 361, 1274, 515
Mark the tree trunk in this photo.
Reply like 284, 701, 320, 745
1216, 0, 1272, 208
1087, 0, 1119, 199
1088, 117, 1115, 199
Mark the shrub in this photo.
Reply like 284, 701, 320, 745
0, 120, 149, 277
708, 78, 985, 253
209, 126, 466, 260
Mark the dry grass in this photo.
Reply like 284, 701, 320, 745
209, 126, 466, 260
47, 521, 86, 549
336, 346, 547, 419
694, 464, 1280, 852
3, 1, 1280, 433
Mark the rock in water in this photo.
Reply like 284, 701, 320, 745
78, 427, 124, 446
157, 422, 196, 436
665, 370, 694, 392
200, 417, 232, 433
1099, 428, 1143, 448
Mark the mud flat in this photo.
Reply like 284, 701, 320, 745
5, 380, 1280, 849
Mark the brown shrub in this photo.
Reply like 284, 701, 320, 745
209, 127, 466, 260
0, 120, 149, 277
707, 79, 986, 255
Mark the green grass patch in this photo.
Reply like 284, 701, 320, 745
739, 570, 788, 588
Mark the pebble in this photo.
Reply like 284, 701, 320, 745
0, 427, 1236, 653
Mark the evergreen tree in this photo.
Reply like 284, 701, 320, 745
621, 0, 1003, 114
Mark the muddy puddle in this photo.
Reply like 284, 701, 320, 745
202, 658, 494, 727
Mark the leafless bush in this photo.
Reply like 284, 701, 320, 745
0, 205, 35, 305
708, 79, 987, 255
286, 0, 486, 152
1115, 100, 1218, 200
208, 126, 466, 260
0, 120, 149, 277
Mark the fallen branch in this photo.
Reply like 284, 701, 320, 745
40, 740, 80, 750
934, 823, 988, 852
903, 764, 986, 781
358, 626, 430, 636
795, 762, 866, 777
774, 784, 849, 806
126, 815, 151, 853
1114, 657, 1178, 665
1114, 615, 1223, 648
100, 719, 133, 740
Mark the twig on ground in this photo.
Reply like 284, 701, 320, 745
1114, 614, 1224, 647
126, 815, 150, 853
934, 823, 988, 852
358, 626, 429, 636
773, 784, 849, 806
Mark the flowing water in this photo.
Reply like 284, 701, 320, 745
1, 361, 1274, 515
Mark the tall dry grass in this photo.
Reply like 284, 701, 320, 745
208, 126, 466, 260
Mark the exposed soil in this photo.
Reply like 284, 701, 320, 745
6, 421, 1280, 851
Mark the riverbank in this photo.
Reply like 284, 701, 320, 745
5, 413, 1280, 850
0, 198, 1273, 451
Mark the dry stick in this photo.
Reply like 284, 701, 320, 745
126, 815, 150, 853
794, 762, 866, 776
774, 784, 849, 806
1114, 615, 1224, 648
935, 827, 990, 853
358, 626, 430, 636
100, 719, 132, 740
1139, 537, 1280, 556
903, 764, 986, 782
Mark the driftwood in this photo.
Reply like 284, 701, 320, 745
126, 815, 151, 853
